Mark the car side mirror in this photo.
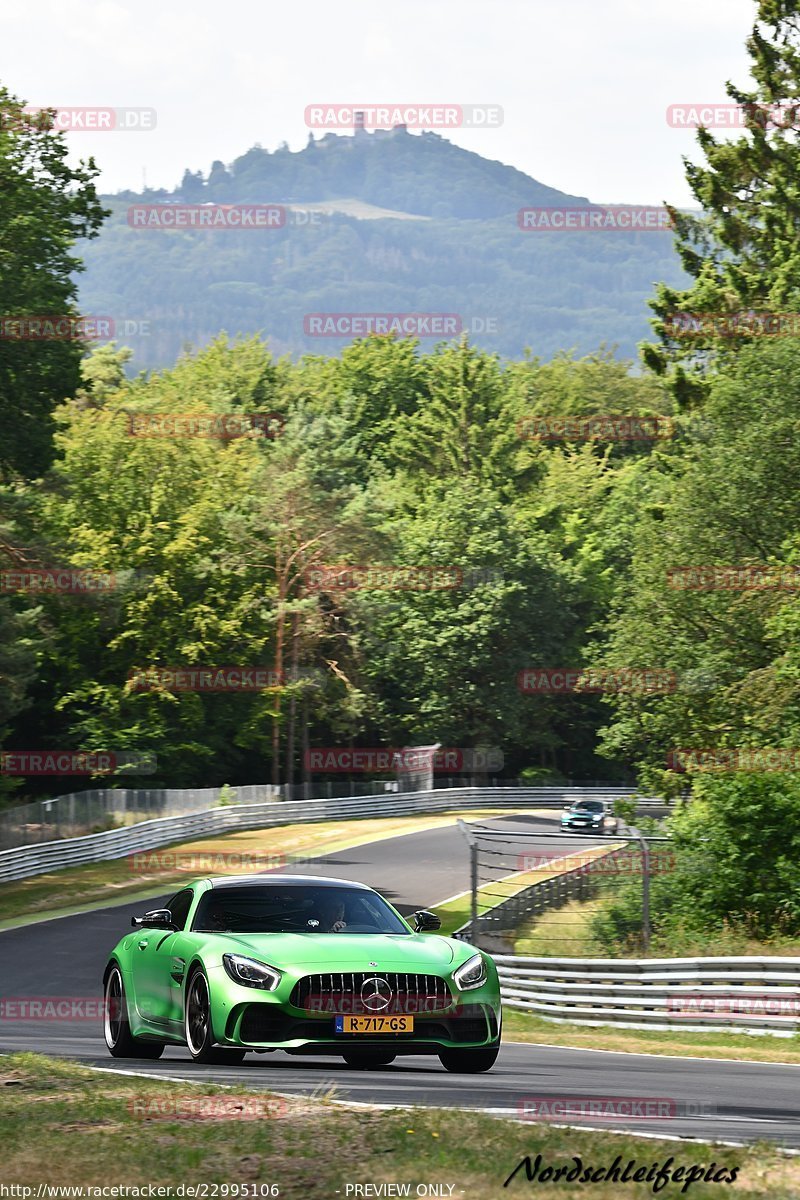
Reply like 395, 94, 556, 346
411, 909, 441, 932
131, 908, 175, 929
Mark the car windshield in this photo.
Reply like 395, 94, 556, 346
192, 885, 410, 935
574, 801, 604, 813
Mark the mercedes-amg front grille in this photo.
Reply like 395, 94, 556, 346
290, 972, 452, 1014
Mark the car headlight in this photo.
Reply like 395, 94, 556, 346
453, 953, 487, 991
222, 953, 282, 990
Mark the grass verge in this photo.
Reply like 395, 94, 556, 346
0, 808, 530, 929
505, 1008, 800, 1064
1, 1052, 797, 1198
512, 894, 607, 955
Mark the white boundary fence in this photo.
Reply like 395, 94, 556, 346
452, 842, 632, 945
495, 954, 800, 1035
0, 787, 645, 884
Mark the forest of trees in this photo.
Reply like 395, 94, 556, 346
0, 332, 677, 794
3, 0, 800, 947
77, 132, 686, 367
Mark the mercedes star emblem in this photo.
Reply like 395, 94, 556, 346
360, 976, 393, 1012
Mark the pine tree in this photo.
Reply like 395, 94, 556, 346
644, 0, 800, 408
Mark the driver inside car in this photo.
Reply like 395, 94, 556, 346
316, 895, 347, 932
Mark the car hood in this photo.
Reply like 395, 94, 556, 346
207, 932, 457, 970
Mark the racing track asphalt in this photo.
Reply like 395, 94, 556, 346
2, 813, 800, 1150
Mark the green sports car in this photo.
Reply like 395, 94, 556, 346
102, 874, 502, 1073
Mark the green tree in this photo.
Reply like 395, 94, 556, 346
389, 337, 518, 487
0, 86, 107, 478
27, 340, 284, 785
0, 572, 41, 802
348, 476, 578, 761
596, 340, 800, 791
594, 773, 800, 951
644, 1, 800, 405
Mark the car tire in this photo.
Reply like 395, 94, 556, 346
103, 965, 164, 1059
341, 1050, 396, 1069
438, 1045, 499, 1073
185, 968, 245, 1064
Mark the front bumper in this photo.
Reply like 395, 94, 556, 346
224, 1001, 500, 1054
208, 965, 501, 1053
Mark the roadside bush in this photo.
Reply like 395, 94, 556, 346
591, 773, 800, 953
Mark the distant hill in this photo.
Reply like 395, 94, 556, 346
127, 127, 593, 219
77, 129, 686, 367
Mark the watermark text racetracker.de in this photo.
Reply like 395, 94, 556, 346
517, 415, 673, 441
518, 206, 672, 231
126, 413, 284, 439
0, 567, 116, 593
664, 311, 800, 338
666, 992, 800, 1018
1, 106, 156, 131
0, 997, 106, 1021
298, 993, 487, 1017
668, 748, 800, 773
303, 564, 463, 592
127, 667, 283, 692
128, 1095, 287, 1121
305, 103, 503, 129
0, 316, 149, 341
517, 668, 677, 694
0, 750, 156, 776
516, 850, 677, 875
303, 314, 497, 338
667, 565, 800, 590
127, 849, 324, 875
128, 205, 286, 229
667, 101, 800, 129
0, 1188, 280, 1198
518, 1096, 715, 1122
305, 747, 504, 773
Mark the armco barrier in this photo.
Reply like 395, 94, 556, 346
0, 780, 654, 849
495, 954, 800, 1035
0, 787, 644, 884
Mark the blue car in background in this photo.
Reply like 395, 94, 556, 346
560, 798, 619, 834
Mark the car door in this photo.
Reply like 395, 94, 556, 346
134, 888, 194, 1028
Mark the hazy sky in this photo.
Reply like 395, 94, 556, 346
4, 0, 756, 206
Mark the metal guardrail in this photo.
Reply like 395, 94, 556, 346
494, 954, 800, 1035
0, 786, 644, 884
0, 785, 277, 849
0, 777, 646, 850
453, 842, 629, 946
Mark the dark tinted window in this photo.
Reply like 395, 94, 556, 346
166, 888, 194, 930
574, 801, 604, 812
192, 885, 409, 935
